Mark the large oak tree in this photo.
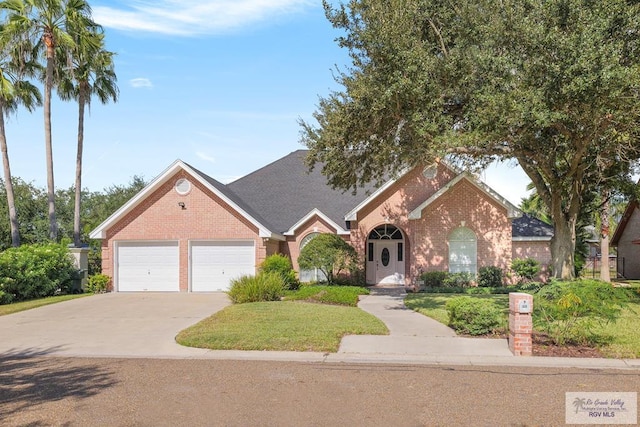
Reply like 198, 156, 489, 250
301, 0, 640, 279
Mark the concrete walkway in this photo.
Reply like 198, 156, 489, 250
338, 287, 514, 357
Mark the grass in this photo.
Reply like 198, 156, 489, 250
0, 293, 90, 316
405, 291, 640, 358
176, 301, 388, 352
404, 293, 509, 325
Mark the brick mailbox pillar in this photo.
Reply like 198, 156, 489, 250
508, 292, 533, 356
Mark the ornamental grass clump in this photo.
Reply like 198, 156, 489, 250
227, 272, 285, 304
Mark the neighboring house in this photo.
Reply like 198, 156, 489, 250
90, 150, 553, 292
611, 199, 640, 279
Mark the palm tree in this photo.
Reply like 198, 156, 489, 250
0, 26, 42, 246
57, 27, 117, 247
0, 0, 97, 241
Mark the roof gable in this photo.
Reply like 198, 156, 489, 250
283, 208, 350, 236
89, 160, 280, 240
408, 172, 521, 220
611, 199, 639, 246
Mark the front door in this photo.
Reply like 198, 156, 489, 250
376, 241, 398, 284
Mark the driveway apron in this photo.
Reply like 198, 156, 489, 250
0, 293, 230, 358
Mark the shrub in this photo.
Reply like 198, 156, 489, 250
421, 271, 448, 287
511, 258, 541, 283
445, 296, 504, 335
260, 254, 299, 290
443, 272, 474, 288
86, 274, 110, 294
478, 266, 503, 287
0, 243, 77, 303
227, 272, 285, 304
533, 279, 630, 345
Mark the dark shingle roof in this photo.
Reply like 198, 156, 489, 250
512, 214, 554, 238
227, 150, 377, 234
185, 162, 278, 232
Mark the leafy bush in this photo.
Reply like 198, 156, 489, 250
260, 254, 299, 290
533, 279, 630, 345
445, 296, 505, 335
478, 266, 503, 287
227, 272, 285, 304
511, 258, 541, 283
298, 233, 358, 285
86, 274, 110, 294
0, 243, 77, 303
421, 271, 448, 287
443, 272, 474, 288
284, 285, 368, 306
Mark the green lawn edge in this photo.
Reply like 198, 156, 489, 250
0, 293, 91, 316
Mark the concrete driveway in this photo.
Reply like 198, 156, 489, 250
0, 293, 231, 358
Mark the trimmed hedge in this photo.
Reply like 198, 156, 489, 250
445, 296, 504, 335
260, 254, 300, 290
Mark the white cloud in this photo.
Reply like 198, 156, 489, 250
196, 151, 216, 163
130, 78, 153, 88
93, 0, 314, 36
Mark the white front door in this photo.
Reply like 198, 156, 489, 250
375, 241, 404, 284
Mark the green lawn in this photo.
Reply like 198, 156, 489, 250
176, 301, 388, 352
0, 294, 90, 316
405, 292, 640, 358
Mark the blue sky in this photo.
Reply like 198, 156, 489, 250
4, 0, 531, 204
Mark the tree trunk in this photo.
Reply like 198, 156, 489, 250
549, 192, 577, 280
600, 193, 611, 282
73, 87, 86, 247
45, 47, 57, 241
0, 105, 20, 247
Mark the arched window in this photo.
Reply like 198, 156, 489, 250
368, 224, 403, 240
448, 227, 477, 274
298, 232, 326, 282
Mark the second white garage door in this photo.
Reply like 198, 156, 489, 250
191, 241, 256, 291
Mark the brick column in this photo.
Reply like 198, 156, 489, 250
508, 292, 533, 356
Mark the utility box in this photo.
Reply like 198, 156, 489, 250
508, 292, 533, 356
69, 246, 90, 290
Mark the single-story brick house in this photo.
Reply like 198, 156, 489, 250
611, 198, 640, 279
90, 150, 553, 291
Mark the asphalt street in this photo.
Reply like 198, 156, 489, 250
1, 355, 638, 426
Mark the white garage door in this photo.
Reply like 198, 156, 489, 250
191, 241, 255, 291
117, 241, 180, 292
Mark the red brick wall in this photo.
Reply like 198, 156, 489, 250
351, 164, 513, 284
281, 217, 345, 272
102, 171, 263, 291
512, 241, 552, 281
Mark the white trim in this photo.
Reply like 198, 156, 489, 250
284, 208, 350, 236
512, 236, 552, 242
408, 172, 521, 220
89, 160, 281, 240
344, 177, 401, 221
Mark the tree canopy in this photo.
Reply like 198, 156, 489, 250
301, 0, 640, 279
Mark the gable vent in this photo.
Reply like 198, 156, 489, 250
175, 178, 191, 195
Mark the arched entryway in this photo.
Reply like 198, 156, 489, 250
366, 224, 405, 285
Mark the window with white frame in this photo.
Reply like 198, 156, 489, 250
448, 227, 477, 274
